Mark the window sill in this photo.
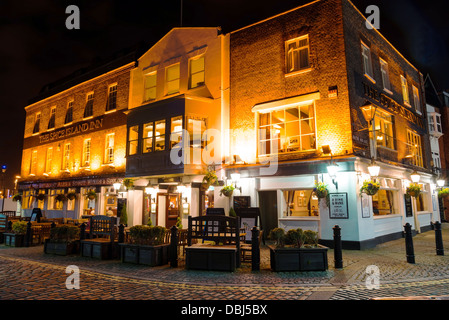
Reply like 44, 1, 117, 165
105, 109, 117, 115
279, 216, 320, 221
364, 73, 376, 84
83, 116, 93, 120
63, 122, 73, 127
373, 214, 402, 220
285, 68, 312, 78
416, 211, 432, 215
32, 132, 39, 136
46, 128, 55, 132
383, 88, 393, 95
101, 163, 115, 168
404, 102, 412, 108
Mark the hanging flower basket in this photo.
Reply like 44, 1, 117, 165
220, 185, 235, 197
55, 194, 68, 203
202, 169, 219, 187
36, 193, 46, 201
438, 188, 449, 199
406, 183, 422, 198
86, 190, 97, 201
360, 180, 380, 196
12, 194, 22, 203
123, 178, 134, 190
67, 192, 77, 201
313, 181, 328, 199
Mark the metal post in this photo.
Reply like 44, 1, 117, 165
25, 221, 32, 247
80, 222, 86, 240
118, 224, 125, 244
170, 225, 179, 268
434, 221, 444, 256
251, 227, 260, 271
404, 223, 415, 263
333, 225, 343, 269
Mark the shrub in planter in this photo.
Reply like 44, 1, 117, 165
229, 207, 237, 217
220, 185, 235, 197
4, 221, 27, 247
406, 183, 422, 198
45, 225, 80, 255
268, 227, 328, 272
120, 225, 169, 266
360, 180, 380, 196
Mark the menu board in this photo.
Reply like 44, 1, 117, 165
404, 194, 413, 217
329, 193, 349, 219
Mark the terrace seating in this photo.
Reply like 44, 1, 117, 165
30, 222, 54, 245
80, 215, 118, 259
241, 229, 263, 262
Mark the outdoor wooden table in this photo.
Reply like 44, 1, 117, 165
185, 243, 238, 272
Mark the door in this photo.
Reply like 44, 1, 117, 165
258, 191, 278, 241
166, 193, 180, 229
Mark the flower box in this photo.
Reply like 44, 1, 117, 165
3, 233, 25, 247
269, 245, 329, 272
119, 243, 170, 266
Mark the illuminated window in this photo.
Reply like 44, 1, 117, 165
258, 103, 316, 156
67, 188, 76, 211
48, 189, 64, 210
144, 73, 157, 102
84, 92, 94, 118
282, 189, 319, 218
370, 109, 395, 150
432, 152, 441, 169
401, 75, 410, 106
142, 123, 153, 153
30, 150, 37, 175
106, 84, 117, 111
82, 139, 91, 167
154, 120, 166, 151
48, 107, 56, 130
379, 59, 391, 92
170, 116, 183, 149
166, 64, 180, 95
128, 125, 139, 155
372, 189, 397, 216
406, 130, 423, 167
65, 101, 73, 124
37, 190, 45, 210
361, 42, 374, 80
45, 147, 53, 173
62, 143, 71, 170
105, 133, 115, 163
187, 116, 207, 149
412, 85, 421, 113
416, 184, 429, 212
286, 35, 310, 74
33, 112, 41, 134
189, 56, 205, 89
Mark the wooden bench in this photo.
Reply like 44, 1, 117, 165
80, 216, 118, 259
185, 215, 241, 271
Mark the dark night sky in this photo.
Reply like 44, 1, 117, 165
0, 0, 448, 189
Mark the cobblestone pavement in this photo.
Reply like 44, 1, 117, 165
0, 224, 449, 300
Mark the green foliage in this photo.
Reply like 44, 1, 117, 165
176, 217, 183, 229
220, 185, 235, 197
55, 193, 67, 203
360, 180, 380, 196
50, 225, 80, 243
86, 190, 97, 200
147, 218, 153, 227
12, 221, 27, 235
36, 193, 46, 201
129, 225, 168, 245
303, 230, 319, 247
66, 192, 76, 200
202, 169, 218, 186
120, 203, 128, 225
438, 188, 449, 199
285, 228, 304, 248
269, 228, 286, 247
123, 178, 134, 190
406, 183, 422, 198
229, 207, 237, 217
270, 228, 319, 248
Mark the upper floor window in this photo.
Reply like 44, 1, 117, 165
428, 112, 442, 135
155, 120, 166, 151
48, 107, 56, 130
170, 116, 183, 149
141, 123, 153, 154
82, 138, 91, 167
286, 35, 310, 74
144, 73, 157, 102
379, 58, 391, 92
258, 103, 316, 156
406, 130, 423, 167
30, 150, 37, 175
105, 133, 115, 164
65, 101, 73, 124
62, 143, 71, 171
412, 85, 421, 113
401, 75, 410, 106
370, 109, 395, 150
361, 42, 374, 81
106, 85, 117, 112
187, 116, 207, 149
128, 125, 139, 155
33, 112, 41, 134
84, 92, 94, 118
45, 147, 53, 173
189, 56, 205, 89
166, 64, 180, 95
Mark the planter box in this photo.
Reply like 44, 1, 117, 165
44, 239, 80, 255
3, 233, 25, 247
119, 243, 170, 267
80, 239, 119, 260
269, 245, 328, 272
185, 244, 237, 272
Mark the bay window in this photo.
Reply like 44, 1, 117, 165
370, 109, 395, 150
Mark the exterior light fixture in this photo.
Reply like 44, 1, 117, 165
321, 145, 331, 155
437, 178, 445, 188
327, 163, 339, 191
410, 171, 420, 183
230, 172, 242, 193
368, 158, 380, 179
233, 155, 245, 165
113, 182, 122, 191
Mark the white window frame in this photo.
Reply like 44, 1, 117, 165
84, 92, 94, 119
144, 72, 157, 102
64, 101, 74, 125
379, 58, 392, 93
285, 35, 311, 75
48, 107, 56, 130
106, 84, 117, 112
406, 130, 423, 167
401, 75, 411, 107
82, 138, 91, 167
361, 42, 375, 82
166, 64, 180, 95
105, 133, 115, 164
412, 85, 421, 113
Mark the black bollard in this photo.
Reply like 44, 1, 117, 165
7, 221, 12, 232
170, 225, 179, 268
333, 225, 343, 269
51, 222, 56, 229
251, 227, 260, 271
118, 224, 125, 244
404, 223, 415, 263
25, 221, 32, 247
434, 221, 444, 256
80, 222, 86, 240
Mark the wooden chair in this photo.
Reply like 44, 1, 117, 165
241, 229, 263, 262
80, 216, 118, 259
30, 223, 53, 245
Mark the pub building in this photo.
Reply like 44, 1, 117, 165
226, 0, 440, 249
124, 28, 230, 228
18, 49, 138, 221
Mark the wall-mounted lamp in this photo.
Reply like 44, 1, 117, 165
322, 145, 338, 190
437, 178, 445, 188
368, 157, 380, 180
410, 171, 420, 184
113, 182, 122, 191
230, 172, 242, 193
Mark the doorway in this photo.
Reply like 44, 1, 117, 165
157, 193, 180, 228
258, 191, 278, 241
